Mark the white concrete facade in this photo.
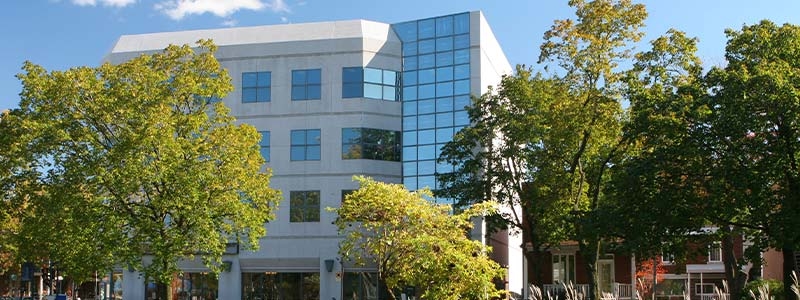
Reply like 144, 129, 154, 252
105, 11, 518, 300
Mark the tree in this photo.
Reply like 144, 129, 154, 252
332, 176, 506, 300
3, 40, 281, 293
702, 20, 800, 300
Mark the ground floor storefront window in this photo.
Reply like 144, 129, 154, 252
242, 272, 320, 300
146, 272, 217, 300
342, 272, 389, 300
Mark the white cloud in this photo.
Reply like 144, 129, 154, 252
71, 0, 136, 7
155, 0, 289, 20
221, 19, 238, 27
280, 16, 288, 23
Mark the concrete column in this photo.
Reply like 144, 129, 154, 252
320, 257, 342, 300
218, 258, 242, 300
122, 268, 145, 300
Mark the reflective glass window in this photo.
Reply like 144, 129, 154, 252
403, 131, 417, 145
436, 52, 454, 67
364, 83, 382, 99
436, 66, 453, 81
364, 68, 383, 83
436, 112, 454, 127
383, 70, 398, 85
418, 84, 435, 99
419, 54, 436, 69
342, 67, 363, 98
436, 36, 453, 52
454, 79, 470, 95
436, 127, 454, 143
418, 129, 435, 145
404, 71, 417, 86
403, 116, 417, 130
403, 162, 417, 175
454, 13, 470, 34
418, 160, 436, 175
242, 71, 271, 103
403, 41, 418, 56
454, 34, 470, 49
454, 64, 470, 80
291, 69, 321, 100
404, 177, 418, 191
418, 176, 435, 189
436, 97, 454, 112
403, 86, 417, 101
436, 16, 454, 36
454, 49, 470, 64
342, 128, 401, 161
290, 129, 321, 161
403, 146, 417, 161
418, 69, 435, 84
418, 39, 436, 54
404, 56, 418, 70
394, 21, 417, 42
418, 114, 435, 129
259, 131, 270, 162
403, 101, 417, 116
436, 81, 454, 97
454, 110, 470, 126
437, 161, 454, 174
290, 191, 320, 222
455, 95, 471, 110
418, 145, 436, 160
418, 99, 435, 114
383, 86, 397, 101
418, 19, 435, 39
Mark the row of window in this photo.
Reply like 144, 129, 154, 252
258, 128, 400, 162
288, 190, 355, 223
241, 67, 400, 103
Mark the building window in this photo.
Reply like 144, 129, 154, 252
342, 67, 400, 101
242, 72, 271, 102
709, 242, 722, 262
342, 128, 401, 161
290, 129, 321, 161
291, 69, 321, 100
242, 272, 320, 300
552, 254, 575, 284
695, 283, 716, 295
290, 191, 320, 222
259, 131, 270, 162
343, 272, 390, 300
661, 251, 675, 264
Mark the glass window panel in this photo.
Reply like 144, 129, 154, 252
343, 67, 363, 83
454, 79, 470, 95
364, 68, 382, 84
364, 83, 382, 99
306, 145, 321, 160
257, 72, 271, 86
436, 66, 453, 81
292, 70, 306, 84
403, 131, 417, 145
436, 97, 454, 112
436, 143, 446, 158
260, 131, 270, 147
403, 146, 417, 161
307, 84, 321, 99
404, 178, 418, 191
418, 145, 436, 160
291, 147, 305, 161
418, 84, 435, 99
418, 69, 435, 84
383, 70, 397, 85
454, 49, 470, 64
403, 86, 417, 101
436, 16, 454, 36
419, 54, 435, 69
418, 39, 435, 54
403, 101, 417, 116
436, 81, 454, 97
342, 128, 360, 143
418, 19, 435, 39
383, 86, 396, 101
454, 34, 470, 49
394, 21, 417, 42
404, 71, 417, 86
307, 69, 321, 84
455, 95, 471, 110
403, 116, 417, 130
418, 129, 435, 145
242, 72, 258, 86
257, 87, 270, 101
291, 86, 306, 100
418, 160, 435, 175
436, 127, 453, 143
418, 99, 435, 114
436, 36, 453, 52
403, 41, 418, 56
291, 130, 306, 145
436, 52, 454, 67
404, 56, 418, 70
343, 83, 363, 98
242, 88, 257, 103
418, 114, 435, 129
437, 161, 454, 173
436, 112, 453, 127
403, 162, 417, 175
454, 64, 470, 80
454, 13, 469, 34
307, 130, 321, 144
454, 110, 470, 126
418, 176, 435, 189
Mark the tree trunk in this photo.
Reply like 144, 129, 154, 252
783, 246, 798, 300
580, 240, 600, 300
721, 226, 747, 300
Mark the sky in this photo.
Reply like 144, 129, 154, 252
2, 0, 800, 110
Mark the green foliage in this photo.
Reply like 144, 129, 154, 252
332, 176, 505, 300
744, 279, 784, 300
2, 40, 281, 282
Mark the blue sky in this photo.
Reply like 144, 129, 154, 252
2, 0, 800, 110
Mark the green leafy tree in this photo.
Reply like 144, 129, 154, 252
332, 176, 505, 300
702, 20, 800, 300
3, 41, 281, 294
